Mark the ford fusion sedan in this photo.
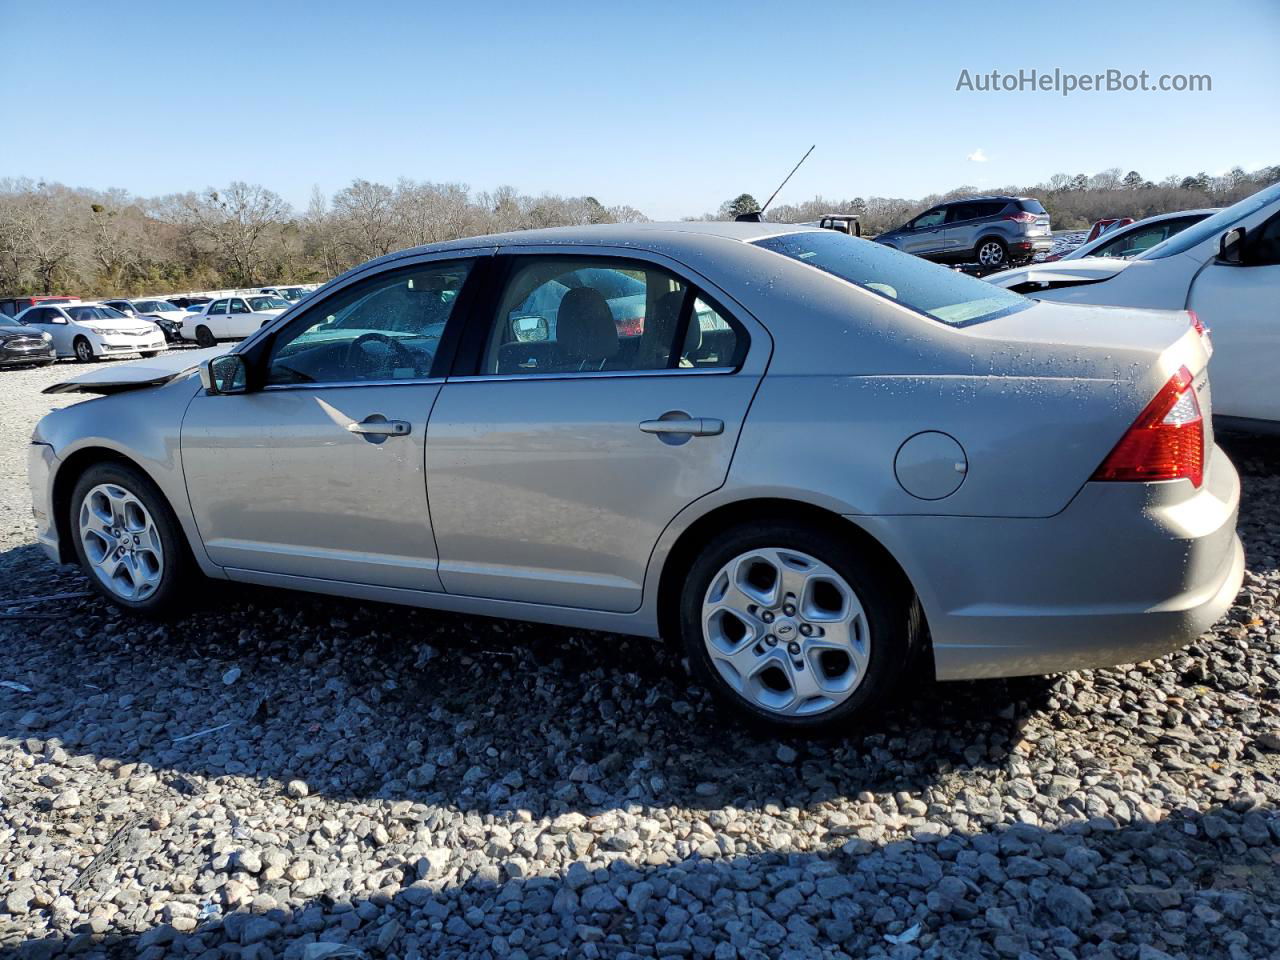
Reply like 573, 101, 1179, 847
29, 222, 1243, 732
988, 181, 1280, 429
14, 302, 165, 362
0, 317, 55, 366
180, 294, 289, 346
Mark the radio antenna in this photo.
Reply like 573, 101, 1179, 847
760, 144, 815, 215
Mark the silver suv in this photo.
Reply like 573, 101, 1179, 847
875, 196, 1052, 269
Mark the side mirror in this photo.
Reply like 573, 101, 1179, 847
512, 314, 549, 342
50, 316, 68, 325
199, 354, 248, 395
1218, 226, 1246, 265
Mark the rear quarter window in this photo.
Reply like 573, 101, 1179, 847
1018, 199, 1047, 214
754, 231, 1031, 327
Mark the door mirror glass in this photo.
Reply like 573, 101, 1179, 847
1218, 226, 1246, 265
511, 314, 548, 342
200, 354, 248, 395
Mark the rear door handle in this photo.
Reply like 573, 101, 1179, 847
639, 416, 724, 437
347, 416, 411, 438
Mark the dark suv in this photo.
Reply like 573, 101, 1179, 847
874, 197, 1052, 269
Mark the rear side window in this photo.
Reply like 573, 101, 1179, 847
1018, 199, 1047, 214
755, 231, 1031, 327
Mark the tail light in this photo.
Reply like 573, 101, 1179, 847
1003, 212, 1038, 224
1091, 366, 1204, 487
1188, 309, 1208, 337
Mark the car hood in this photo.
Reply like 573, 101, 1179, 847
0, 326, 48, 341
986, 257, 1134, 291
43, 346, 223, 395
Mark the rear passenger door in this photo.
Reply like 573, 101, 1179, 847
425, 251, 768, 612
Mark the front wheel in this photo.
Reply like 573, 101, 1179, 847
976, 238, 1009, 269
69, 462, 194, 618
195, 326, 217, 348
73, 337, 95, 363
678, 521, 920, 734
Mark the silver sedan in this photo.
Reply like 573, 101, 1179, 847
28, 222, 1244, 733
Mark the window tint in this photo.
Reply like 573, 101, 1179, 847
67, 306, 126, 321
755, 230, 1031, 327
248, 295, 288, 311
1094, 220, 1193, 259
266, 259, 473, 385
1250, 211, 1280, 266
945, 204, 977, 224
1018, 199, 1047, 214
480, 257, 744, 376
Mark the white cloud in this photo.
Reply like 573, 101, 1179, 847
967, 148, 989, 163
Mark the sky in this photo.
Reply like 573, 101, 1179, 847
2, 0, 1278, 219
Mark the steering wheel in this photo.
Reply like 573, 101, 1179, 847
344, 332, 420, 378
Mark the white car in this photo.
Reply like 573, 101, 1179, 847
102, 298, 189, 342
181, 294, 290, 346
13, 302, 166, 362
1049, 208, 1219, 262
988, 181, 1280, 429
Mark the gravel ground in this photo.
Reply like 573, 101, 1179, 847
1, 357, 1278, 960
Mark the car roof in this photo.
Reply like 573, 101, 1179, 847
354, 220, 822, 272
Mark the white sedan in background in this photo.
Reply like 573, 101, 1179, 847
14, 302, 166, 362
101, 298, 189, 342
988, 181, 1280, 430
181, 294, 290, 346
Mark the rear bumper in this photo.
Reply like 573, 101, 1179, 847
849, 447, 1244, 680
1013, 236, 1054, 255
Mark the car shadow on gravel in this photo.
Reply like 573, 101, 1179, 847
10, 803, 1280, 959
0, 541, 1058, 822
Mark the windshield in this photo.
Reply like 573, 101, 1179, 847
248, 296, 289, 311
67, 306, 129, 322
1141, 181, 1280, 260
134, 300, 178, 312
754, 230, 1031, 326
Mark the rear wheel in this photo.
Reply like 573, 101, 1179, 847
70, 462, 194, 618
678, 521, 919, 734
976, 238, 1008, 269
73, 337, 95, 363
195, 326, 216, 348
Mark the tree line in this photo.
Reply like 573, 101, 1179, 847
1, 164, 1275, 298
718, 164, 1279, 235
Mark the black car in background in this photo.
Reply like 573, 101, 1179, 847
0, 318, 56, 367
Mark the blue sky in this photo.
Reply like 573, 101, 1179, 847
2, 0, 1277, 219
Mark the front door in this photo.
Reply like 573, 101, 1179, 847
181, 255, 479, 589
426, 253, 766, 612
901, 207, 947, 256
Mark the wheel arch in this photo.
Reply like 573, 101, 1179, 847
654, 497, 930, 669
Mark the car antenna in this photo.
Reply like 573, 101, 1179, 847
736, 144, 816, 222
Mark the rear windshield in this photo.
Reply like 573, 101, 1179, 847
754, 231, 1031, 326
1140, 181, 1280, 260
1018, 199, 1047, 214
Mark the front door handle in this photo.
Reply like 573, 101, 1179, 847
639, 414, 724, 443
347, 415, 411, 441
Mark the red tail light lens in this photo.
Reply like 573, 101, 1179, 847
1004, 211, 1038, 223
1091, 366, 1204, 487
1188, 309, 1207, 337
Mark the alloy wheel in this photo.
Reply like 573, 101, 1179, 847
77, 483, 165, 601
74, 339, 93, 362
978, 242, 1006, 267
701, 548, 870, 717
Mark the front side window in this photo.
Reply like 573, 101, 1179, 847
479, 257, 744, 376
755, 230, 1031, 327
912, 209, 946, 229
266, 259, 473, 385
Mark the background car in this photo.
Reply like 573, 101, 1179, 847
29, 222, 1242, 734
987, 181, 1280, 429
0, 316, 55, 366
14, 301, 166, 361
0, 295, 80, 319
102, 298, 188, 342
261, 285, 310, 303
1043, 209, 1218, 262
181, 294, 290, 346
874, 196, 1052, 269
166, 295, 213, 310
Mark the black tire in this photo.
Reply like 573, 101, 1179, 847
195, 326, 217, 348
678, 520, 921, 735
975, 237, 1008, 269
73, 337, 95, 363
68, 461, 195, 619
